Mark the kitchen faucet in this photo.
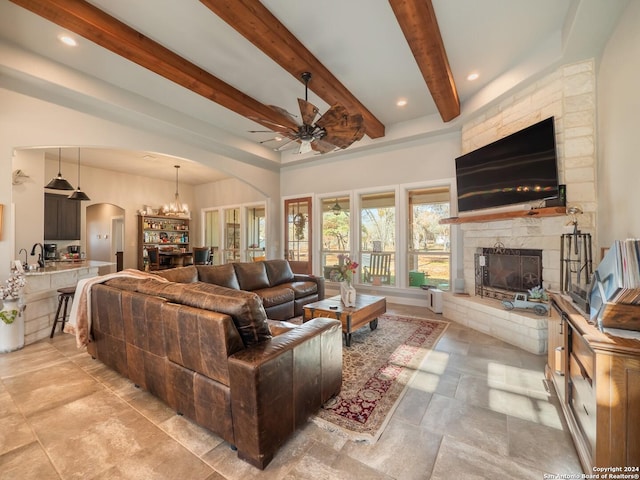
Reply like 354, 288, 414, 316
18, 248, 28, 269
30, 243, 46, 268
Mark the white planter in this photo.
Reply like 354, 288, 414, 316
0, 298, 25, 353
340, 281, 357, 307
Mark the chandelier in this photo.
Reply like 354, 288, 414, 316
163, 165, 189, 217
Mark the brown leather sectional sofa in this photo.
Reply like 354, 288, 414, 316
86, 260, 341, 469
156, 259, 325, 320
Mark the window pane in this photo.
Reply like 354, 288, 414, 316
204, 210, 220, 264
360, 192, 395, 285
321, 196, 350, 280
223, 207, 240, 263
246, 205, 266, 261
408, 187, 450, 289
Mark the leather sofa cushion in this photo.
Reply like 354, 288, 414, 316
264, 259, 295, 286
136, 279, 271, 347
254, 285, 295, 308
286, 281, 318, 299
197, 264, 240, 290
233, 262, 270, 291
154, 266, 198, 283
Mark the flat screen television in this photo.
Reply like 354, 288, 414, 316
455, 117, 559, 213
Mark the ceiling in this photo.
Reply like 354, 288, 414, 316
0, 0, 628, 185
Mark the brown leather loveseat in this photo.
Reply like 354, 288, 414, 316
155, 259, 325, 320
86, 272, 341, 469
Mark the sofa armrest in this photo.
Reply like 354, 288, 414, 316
294, 274, 325, 300
227, 317, 341, 469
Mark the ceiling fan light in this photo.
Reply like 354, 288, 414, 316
298, 140, 313, 154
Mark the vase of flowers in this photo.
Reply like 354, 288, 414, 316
337, 255, 358, 307
1, 270, 26, 353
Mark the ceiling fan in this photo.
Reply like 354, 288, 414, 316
250, 72, 365, 154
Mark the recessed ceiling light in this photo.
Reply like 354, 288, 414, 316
274, 136, 283, 141
396, 99, 408, 107
467, 72, 479, 81
59, 35, 77, 47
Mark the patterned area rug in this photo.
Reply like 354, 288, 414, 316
312, 313, 449, 443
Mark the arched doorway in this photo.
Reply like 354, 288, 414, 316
86, 203, 125, 271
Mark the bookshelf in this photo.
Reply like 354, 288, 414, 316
137, 214, 190, 270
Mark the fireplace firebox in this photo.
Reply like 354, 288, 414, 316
475, 246, 543, 300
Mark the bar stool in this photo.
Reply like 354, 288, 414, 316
50, 286, 76, 338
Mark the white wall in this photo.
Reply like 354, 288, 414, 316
597, 0, 640, 246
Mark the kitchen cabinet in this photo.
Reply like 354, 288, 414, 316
138, 214, 190, 270
547, 294, 640, 472
44, 193, 81, 240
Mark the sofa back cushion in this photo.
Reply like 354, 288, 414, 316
154, 266, 198, 283
264, 259, 295, 286
137, 279, 271, 347
233, 262, 270, 291
196, 264, 240, 290
162, 302, 244, 385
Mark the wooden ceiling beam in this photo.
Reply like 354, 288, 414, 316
389, 0, 460, 122
200, 0, 385, 139
8, 0, 299, 134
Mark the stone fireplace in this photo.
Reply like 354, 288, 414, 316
440, 60, 598, 355
475, 246, 543, 300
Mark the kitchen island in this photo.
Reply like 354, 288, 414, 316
23, 260, 115, 345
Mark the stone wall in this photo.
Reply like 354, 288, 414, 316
459, 60, 597, 294
443, 60, 597, 354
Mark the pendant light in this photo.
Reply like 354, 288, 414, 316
68, 148, 91, 201
163, 165, 189, 216
45, 148, 74, 190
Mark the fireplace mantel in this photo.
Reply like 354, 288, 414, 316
440, 206, 566, 224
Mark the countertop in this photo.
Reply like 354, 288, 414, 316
24, 260, 115, 276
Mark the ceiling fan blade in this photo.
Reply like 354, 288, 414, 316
275, 138, 298, 151
316, 105, 365, 149
298, 98, 319, 125
268, 105, 298, 123
311, 139, 336, 154
314, 104, 348, 129
246, 115, 293, 131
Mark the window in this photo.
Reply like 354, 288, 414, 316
223, 207, 240, 263
407, 187, 450, 289
360, 192, 396, 286
203, 209, 220, 264
246, 205, 266, 261
320, 196, 350, 280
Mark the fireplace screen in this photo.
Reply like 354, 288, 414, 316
475, 247, 543, 300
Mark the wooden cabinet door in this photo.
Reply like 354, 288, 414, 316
284, 197, 312, 274
45, 193, 81, 240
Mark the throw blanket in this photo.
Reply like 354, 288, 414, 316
64, 269, 168, 348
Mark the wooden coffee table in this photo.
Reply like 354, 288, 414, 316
303, 294, 386, 346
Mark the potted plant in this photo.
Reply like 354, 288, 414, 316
527, 285, 548, 302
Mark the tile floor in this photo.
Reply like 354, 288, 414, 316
0, 304, 582, 479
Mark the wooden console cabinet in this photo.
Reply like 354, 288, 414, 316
547, 293, 640, 471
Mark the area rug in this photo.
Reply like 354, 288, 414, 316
312, 313, 449, 443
